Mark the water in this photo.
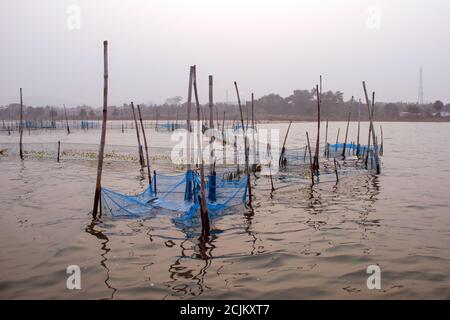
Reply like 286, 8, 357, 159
1, 122, 449, 299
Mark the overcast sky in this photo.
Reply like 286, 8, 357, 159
1, 0, 449, 107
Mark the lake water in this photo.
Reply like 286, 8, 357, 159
0, 121, 449, 299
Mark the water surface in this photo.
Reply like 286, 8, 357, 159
0, 122, 449, 299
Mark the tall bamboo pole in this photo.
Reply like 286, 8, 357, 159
193, 75, 210, 241
380, 125, 384, 156
362, 81, 380, 174
63, 104, 70, 134
365, 92, 376, 166
324, 119, 329, 158
93, 40, 109, 218
186, 66, 194, 170
356, 99, 361, 157
222, 111, 226, 165
137, 104, 152, 186
234, 81, 252, 207
313, 84, 321, 174
251, 93, 257, 167
342, 97, 353, 159
279, 121, 292, 167
209, 75, 214, 129
208, 75, 215, 176
131, 102, 144, 167
19, 88, 24, 160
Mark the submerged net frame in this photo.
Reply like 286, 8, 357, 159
101, 170, 248, 226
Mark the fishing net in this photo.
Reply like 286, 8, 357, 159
325, 143, 382, 159
101, 170, 248, 226
0, 142, 174, 163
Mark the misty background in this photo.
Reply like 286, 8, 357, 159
1, 0, 449, 107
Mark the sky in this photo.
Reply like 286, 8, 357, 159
1, 0, 449, 107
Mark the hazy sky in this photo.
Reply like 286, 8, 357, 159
1, 0, 449, 107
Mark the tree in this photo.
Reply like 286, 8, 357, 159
79, 108, 87, 119
433, 100, 444, 115
406, 104, 421, 115
165, 96, 182, 106
383, 103, 400, 118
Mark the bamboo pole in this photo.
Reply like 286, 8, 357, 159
63, 104, 70, 134
209, 76, 213, 129
251, 93, 257, 166
267, 142, 275, 193
324, 119, 329, 158
93, 40, 109, 218
313, 84, 321, 174
342, 97, 353, 159
365, 92, 376, 167
137, 104, 152, 186
208, 75, 215, 176
362, 82, 381, 174
19, 88, 24, 160
336, 128, 340, 145
186, 66, 194, 170
131, 102, 144, 167
193, 75, 210, 241
306, 131, 314, 186
234, 81, 252, 207
380, 125, 384, 156
356, 99, 361, 157
334, 158, 339, 183
279, 121, 292, 167
57, 141, 60, 162
222, 111, 226, 165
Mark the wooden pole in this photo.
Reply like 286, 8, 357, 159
334, 158, 339, 184
357, 99, 361, 157
137, 104, 152, 186
234, 81, 252, 207
279, 121, 292, 167
336, 128, 340, 145
365, 92, 376, 166
193, 75, 210, 241
222, 111, 226, 165
93, 40, 109, 218
57, 140, 60, 162
342, 97, 353, 159
186, 66, 194, 169
63, 104, 70, 134
362, 82, 381, 174
131, 102, 144, 167
324, 119, 329, 158
306, 131, 314, 186
209, 75, 214, 129
208, 75, 215, 176
251, 93, 257, 166
19, 88, 24, 160
313, 84, 321, 174
380, 125, 384, 156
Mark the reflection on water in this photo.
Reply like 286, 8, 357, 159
85, 220, 117, 300
83, 170, 384, 299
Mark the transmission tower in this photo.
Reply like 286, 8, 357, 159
418, 67, 424, 105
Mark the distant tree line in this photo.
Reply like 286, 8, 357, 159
1, 89, 449, 122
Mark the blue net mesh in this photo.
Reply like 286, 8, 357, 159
101, 170, 248, 226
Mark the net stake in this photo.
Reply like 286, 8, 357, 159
93, 40, 109, 218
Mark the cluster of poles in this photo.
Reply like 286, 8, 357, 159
11, 41, 383, 242
279, 78, 382, 187
91, 41, 255, 241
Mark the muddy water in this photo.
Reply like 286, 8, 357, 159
0, 122, 449, 299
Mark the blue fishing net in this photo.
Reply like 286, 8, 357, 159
101, 170, 248, 225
